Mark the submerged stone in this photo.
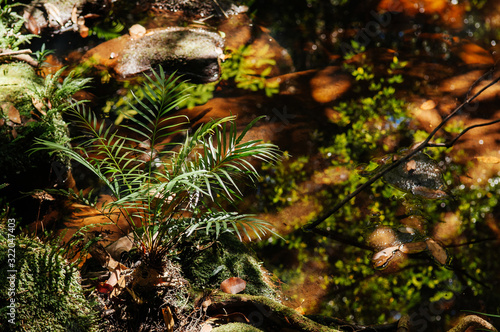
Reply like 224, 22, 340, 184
382, 152, 448, 199
360, 150, 448, 199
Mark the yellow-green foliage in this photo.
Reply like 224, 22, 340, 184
221, 44, 279, 97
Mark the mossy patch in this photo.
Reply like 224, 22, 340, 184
212, 322, 264, 332
179, 233, 279, 299
0, 62, 42, 117
0, 223, 100, 331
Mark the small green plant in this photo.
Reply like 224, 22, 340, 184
221, 44, 280, 97
31, 43, 54, 69
33, 66, 281, 289
27, 67, 92, 163
88, 15, 125, 40
0, 2, 38, 51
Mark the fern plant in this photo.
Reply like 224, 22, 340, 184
32, 66, 281, 285
0, 2, 38, 51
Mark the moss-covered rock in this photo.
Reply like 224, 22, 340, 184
179, 233, 279, 300
0, 222, 100, 331
212, 322, 264, 332
0, 62, 42, 116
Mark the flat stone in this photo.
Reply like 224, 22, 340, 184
84, 27, 224, 82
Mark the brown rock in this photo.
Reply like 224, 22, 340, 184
83, 27, 224, 82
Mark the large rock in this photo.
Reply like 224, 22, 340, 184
83, 26, 225, 83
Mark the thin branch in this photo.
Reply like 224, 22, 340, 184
0, 48, 32, 56
0, 48, 39, 67
304, 69, 500, 231
445, 237, 499, 248
427, 118, 500, 148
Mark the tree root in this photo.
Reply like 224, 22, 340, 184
207, 293, 340, 332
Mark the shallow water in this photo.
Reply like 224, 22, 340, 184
5, 1, 500, 331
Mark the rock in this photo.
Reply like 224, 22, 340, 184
377, 0, 465, 30
151, 0, 248, 18
129, 24, 146, 39
23, 0, 102, 36
83, 27, 225, 82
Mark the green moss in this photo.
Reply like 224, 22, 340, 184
212, 322, 264, 332
0, 223, 100, 331
0, 62, 42, 116
180, 233, 279, 299
211, 293, 340, 332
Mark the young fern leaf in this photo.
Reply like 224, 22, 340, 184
185, 212, 276, 241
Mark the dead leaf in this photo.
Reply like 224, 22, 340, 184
405, 159, 417, 172
110, 272, 127, 299
220, 277, 246, 294
31, 190, 56, 201
162, 307, 175, 331
32, 97, 46, 115
420, 100, 436, 110
425, 238, 449, 265
106, 268, 121, 288
372, 246, 399, 269
106, 234, 134, 261
97, 282, 113, 294
23, 10, 42, 35
2, 103, 21, 124
475, 156, 500, 164
382, 152, 448, 199
200, 324, 213, 332
294, 305, 306, 315
71, 5, 78, 24
411, 186, 448, 199
398, 241, 427, 254
367, 226, 397, 250
201, 298, 212, 312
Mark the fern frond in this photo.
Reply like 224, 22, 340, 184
184, 212, 277, 241
172, 115, 280, 202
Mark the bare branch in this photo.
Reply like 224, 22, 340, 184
0, 48, 39, 67
427, 118, 500, 148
